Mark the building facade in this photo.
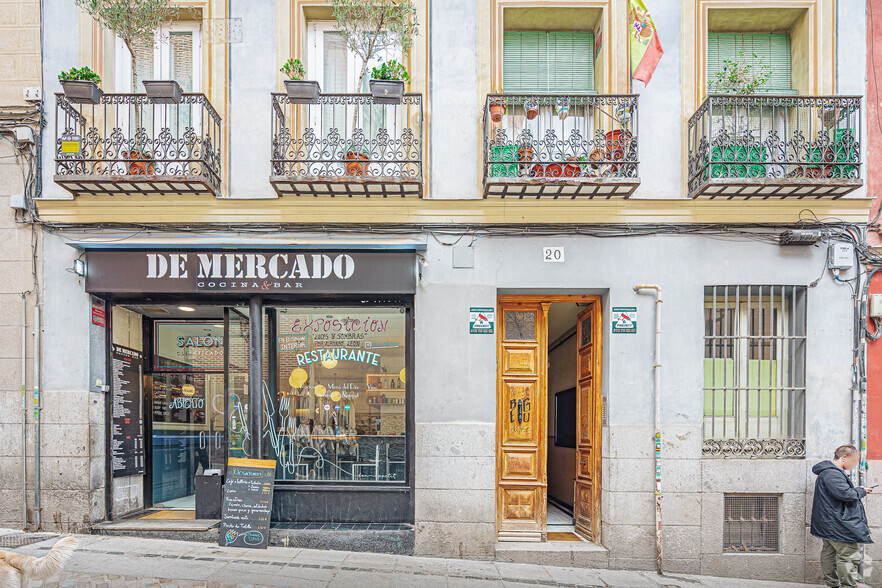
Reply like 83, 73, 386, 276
2, 0, 879, 584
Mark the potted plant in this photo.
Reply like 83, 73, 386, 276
555, 98, 570, 120
58, 66, 103, 105
76, 0, 176, 130
77, 0, 175, 94
329, 0, 419, 136
489, 98, 507, 123
370, 60, 410, 104
281, 58, 321, 104
524, 98, 539, 120
705, 51, 771, 179
143, 79, 183, 104
345, 149, 369, 176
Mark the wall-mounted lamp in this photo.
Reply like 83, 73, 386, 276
73, 258, 86, 276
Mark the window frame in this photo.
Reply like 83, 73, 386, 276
115, 22, 202, 93
702, 285, 806, 458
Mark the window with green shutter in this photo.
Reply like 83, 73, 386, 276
707, 33, 795, 94
503, 31, 595, 93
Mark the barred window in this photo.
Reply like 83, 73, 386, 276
724, 495, 780, 552
703, 286, 806, 458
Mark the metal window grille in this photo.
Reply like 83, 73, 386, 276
702, 285, 806, 458
723, 495, 780, 552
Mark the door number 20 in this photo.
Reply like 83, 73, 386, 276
543, 247, 565, 263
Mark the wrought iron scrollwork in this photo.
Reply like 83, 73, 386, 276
702, 438, 806, 458
483, 94, 639, 182
687, 95, 862, 195
270, 93, 423, 181
54, 93, 222, 193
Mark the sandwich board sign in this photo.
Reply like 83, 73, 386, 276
612, 307, 637, 334
469, 307, 495, 334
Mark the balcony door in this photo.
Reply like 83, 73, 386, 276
114, 23, 202, 170
307, 22, 404, 173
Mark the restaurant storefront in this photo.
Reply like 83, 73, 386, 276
84, 247, 417, 524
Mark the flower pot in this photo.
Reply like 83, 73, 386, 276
60, 80, 103, 105
284, 80, 321, 104
530, 163, 563, 178
590, 130, 633, 176
123, 150, 155, 175
489, 102, 507, 123
143, 80, 183, 104
369, 79, 405, 104
524, 98, 539, 120
555, 98, 570, 121
345, 151, 369, 176
563, 157, 582, 177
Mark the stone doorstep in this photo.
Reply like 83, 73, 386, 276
494, 540, 610, 569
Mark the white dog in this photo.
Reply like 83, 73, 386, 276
0, 536, 77, 588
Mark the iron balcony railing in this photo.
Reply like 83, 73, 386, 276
54, 93, 222, 196
270, 93, 423, 197
687, 95, 862, 198
482, 94, 639, 198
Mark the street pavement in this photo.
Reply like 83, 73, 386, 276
0, 529, 838, 587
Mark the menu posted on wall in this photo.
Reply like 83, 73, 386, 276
219, 458, 276, 549
111, 345, 145, 476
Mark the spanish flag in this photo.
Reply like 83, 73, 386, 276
629, 0, 664, 84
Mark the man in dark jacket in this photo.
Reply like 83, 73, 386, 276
811, 444, 874, 588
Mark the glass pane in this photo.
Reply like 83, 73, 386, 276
267, 307, 407, 483
169, 32, 194, 92
226, 308, 250, 459
580, 315, 592, 347
505, 311, 535, 341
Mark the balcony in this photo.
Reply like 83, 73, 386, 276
687, 95, 862, 199
270, 93, 423, 197
482, 94, 639, 199
54, 93, 222, 197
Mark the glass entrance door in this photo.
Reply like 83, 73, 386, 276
150, 318, 227, 509
225, 308, 251, 460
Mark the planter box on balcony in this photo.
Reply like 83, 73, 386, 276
60, 80, 103, 105
284, 80, 321, 104
143, 80, 183, 104
369, 79, 404, 104
707, 145, 767, 180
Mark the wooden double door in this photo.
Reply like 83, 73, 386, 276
496, 295, 602, 543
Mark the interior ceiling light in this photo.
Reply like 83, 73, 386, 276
178, 306, 196, 312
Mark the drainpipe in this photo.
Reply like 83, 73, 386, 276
33, 305, 41, 531
21, 295, 27, 530
633, 285, 662, 576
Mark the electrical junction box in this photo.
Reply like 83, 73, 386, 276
13, 126, 33, 144
828, 242, 855, 270
8, 194, 26, 210
870, 294, 882, 319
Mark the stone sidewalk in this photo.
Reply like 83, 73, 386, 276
0, 530, 836, 587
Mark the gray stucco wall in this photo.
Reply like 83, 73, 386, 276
412, 232, 855, 583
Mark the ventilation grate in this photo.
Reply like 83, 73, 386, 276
723, 495, 779, 552
0, 533, 56, 548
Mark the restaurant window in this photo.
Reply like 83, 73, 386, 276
266, 306, 407, 483
702, 286, 806, 458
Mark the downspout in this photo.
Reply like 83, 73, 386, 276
33, 305, 41, 531
634, 284, 662, 576
21, 294, 27, 530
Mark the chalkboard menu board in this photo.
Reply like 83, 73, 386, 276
219, 458, 275, 549
111, 345, 145, 476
